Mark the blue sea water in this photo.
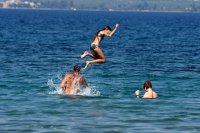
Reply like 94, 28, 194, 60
0, 9, 200, 133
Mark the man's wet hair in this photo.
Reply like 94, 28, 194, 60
74, 65, 81, 72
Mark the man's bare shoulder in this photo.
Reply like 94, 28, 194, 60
79, 75, 84, 78
64, 73, 74, 79
77, 75, 85, 80
66, 73, 74, 76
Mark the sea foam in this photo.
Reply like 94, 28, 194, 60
47, 78, 101, 96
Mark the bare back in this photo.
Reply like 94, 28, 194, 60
60, 73, 87, 95
143, 90, 157, 99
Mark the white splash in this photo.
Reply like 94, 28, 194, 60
47, 78, 101, 96
47, 79, 63, 95
77, 86, 101, 96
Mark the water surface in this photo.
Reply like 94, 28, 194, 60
0, 9, 200, 133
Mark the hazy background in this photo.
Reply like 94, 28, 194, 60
1, 0, 200, 12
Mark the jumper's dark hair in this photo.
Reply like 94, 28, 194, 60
73, 65, 81, 72
102, 26, 112, 31
143, 81, 152, 90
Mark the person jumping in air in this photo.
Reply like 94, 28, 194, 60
81, 24, 119, 69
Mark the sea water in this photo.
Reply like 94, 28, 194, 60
0, 9, 200, 133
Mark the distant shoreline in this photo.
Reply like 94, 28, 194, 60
0, 7, 199, 14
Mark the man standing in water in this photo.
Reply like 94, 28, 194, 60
60, 65, 88, 95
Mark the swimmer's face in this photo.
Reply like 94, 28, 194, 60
107, 29, 111, 32
104, 29, 111, 34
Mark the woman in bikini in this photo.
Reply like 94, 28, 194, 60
81, 24, 119, 68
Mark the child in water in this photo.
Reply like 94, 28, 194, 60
135, 81, 158, 99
